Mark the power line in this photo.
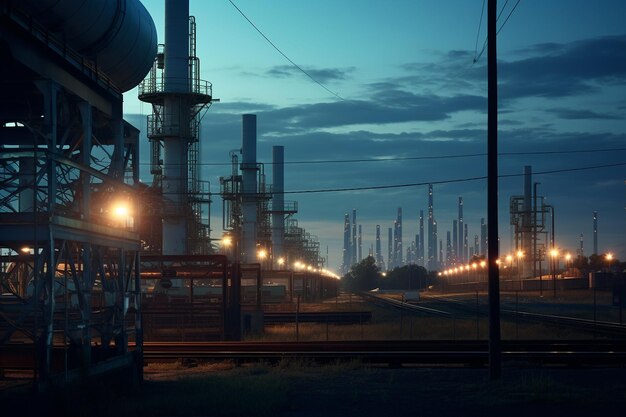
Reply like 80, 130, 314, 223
138, 161, 626, 195
473, 0, 487, 61
279, 162, 626, 195
474, 0, 523, 63
227, 0, 345, 101
137, 147, 626, 166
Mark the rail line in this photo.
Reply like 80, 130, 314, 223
370, 291, 626, 337
140, 340, 626, 366
3, 340, 626, 372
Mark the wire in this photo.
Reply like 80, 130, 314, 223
474, 0, 523, 63
473, 0, 487, 62
137, 147, 626, 167
227, 0, 345, 101
278, 162, 626, 195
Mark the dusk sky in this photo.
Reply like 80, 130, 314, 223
124, 0, 626, 272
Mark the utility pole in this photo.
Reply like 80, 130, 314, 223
487, 0, 502, 380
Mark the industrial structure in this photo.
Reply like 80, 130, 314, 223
0, 0, 157, 385
138, 0, 214, 256
0, 0, 335, 388
220, 115, 323, 269
509, 165, 554, 279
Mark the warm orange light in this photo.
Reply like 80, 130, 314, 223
565, 253, 572, 262
516, 250, 524, 259
257, 249, 267, 259
277, 257, 285, 266
606, 253, 614, 262
112, 204, 129, 218
222, 236, 232, 247
506, 255, 513, 263
550, 248, 559, 258
480, 260, 487, 268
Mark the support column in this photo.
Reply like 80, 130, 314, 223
78, 102, 92, 220
34, 80, 58, 212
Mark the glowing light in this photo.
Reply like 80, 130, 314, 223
565, 253, 572, 262
480, 260, 487, 268
257, 249, 267, 260
222, 236, 232, 247
606, 253, 614, 262
20, 247, 31, 254
112, 204, 129, 218
516, 250, 524, 259
506, 255, 513, 263
550, 248, 559, 258
277, 257, 285, 266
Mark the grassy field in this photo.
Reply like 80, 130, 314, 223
4, 360, 626, 417
253, 289, 619, 342
3, 289, 626, 416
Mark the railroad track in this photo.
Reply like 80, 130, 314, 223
371, 292, 626, 337
140, 340, 626, 366
3, 340, 626, 370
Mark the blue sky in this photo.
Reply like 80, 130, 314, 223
125, 0, 626, 271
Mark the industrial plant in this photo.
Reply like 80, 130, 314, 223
0, 0, 337, 388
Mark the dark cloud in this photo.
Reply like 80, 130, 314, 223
265, 65, 355, 83
254, 93, 486, 134
547, 108, 622, 120
498, 35, 626, 100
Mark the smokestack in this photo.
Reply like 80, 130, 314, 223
241, 114, 258, 263
419, 210, 424, 267
352, 209, 357, 265
593, 211, 598, 255
458, 197, 464, 263
271, 146, 285, 267
358, 224, 362, 262
161, 0, 191, 255
376, 225, 382, 268
387, 227, 392, 270
428, 184, 434, 269
342, 213, 350, 274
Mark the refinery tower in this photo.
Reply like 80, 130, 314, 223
139, 0, 214, 256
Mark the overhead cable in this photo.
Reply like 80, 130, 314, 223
227, 0, 345, 101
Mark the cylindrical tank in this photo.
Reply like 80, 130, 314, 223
18, 0, 157, 92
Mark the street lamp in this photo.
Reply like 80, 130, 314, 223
606, 253, 614, 272
550, 248, 559, 298
564, 253, 572, 276
506, 254, 513, 279
277, 257, 285, 268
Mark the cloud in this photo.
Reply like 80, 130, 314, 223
254, 92, 486, 134
498, 35, 626, 100
265, 65, 355, 83
546, 108, 621, 120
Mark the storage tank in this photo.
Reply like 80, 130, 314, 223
17, 0, 157, 92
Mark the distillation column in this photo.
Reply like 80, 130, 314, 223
161, 0, 191, 255
271, 146, 285, 266
241, 114, 258, 263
